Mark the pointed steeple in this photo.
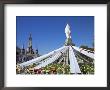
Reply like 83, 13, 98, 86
21, 44, 25, 55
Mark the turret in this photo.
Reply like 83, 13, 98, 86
21, 44, 25, 55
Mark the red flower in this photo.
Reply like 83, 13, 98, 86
34, 69, 38, 72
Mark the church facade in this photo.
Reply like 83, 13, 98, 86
16, 34, 39, 64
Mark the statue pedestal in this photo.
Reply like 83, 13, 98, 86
65, 38, 75, 46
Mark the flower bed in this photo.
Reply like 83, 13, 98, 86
79, 63, 94, 74
16, 63, 70, 74
16, 63, 94, 74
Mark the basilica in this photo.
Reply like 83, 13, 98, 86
16, 34, 39, 64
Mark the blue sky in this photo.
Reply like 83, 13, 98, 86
16, 16, 94, 55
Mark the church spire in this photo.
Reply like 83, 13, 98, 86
28, 33, 33, 54
28, 33, 32, 47
21, 44, 25, 55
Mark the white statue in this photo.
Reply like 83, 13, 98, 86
65, 24, 71, 38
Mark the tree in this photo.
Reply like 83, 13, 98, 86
80, 45, 88, 49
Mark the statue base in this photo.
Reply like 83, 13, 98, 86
64, 38, 75, 46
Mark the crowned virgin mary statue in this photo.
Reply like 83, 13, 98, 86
64, 24, 75, 46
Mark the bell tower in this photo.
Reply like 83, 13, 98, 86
28, 33, 33, 54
